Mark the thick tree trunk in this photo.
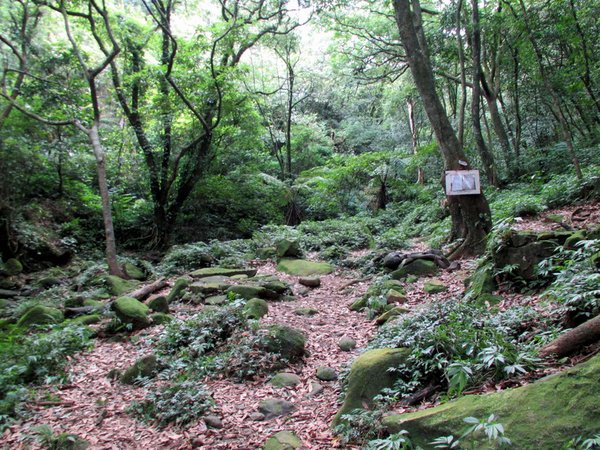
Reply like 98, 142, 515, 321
393, 0, 492, 258
455, 0, 467, 149
539, 314, 600, 358
89, 124, 124, 277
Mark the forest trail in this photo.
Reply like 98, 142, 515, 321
2, 262, 380, 449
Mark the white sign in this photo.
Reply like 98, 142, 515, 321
445, 170, 481, 195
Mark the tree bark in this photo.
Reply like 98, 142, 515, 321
539, 314, 600, 358
393, 0, 492, 258
407, 97, 424, 184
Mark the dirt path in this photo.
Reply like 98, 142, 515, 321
1, 262, 375, 449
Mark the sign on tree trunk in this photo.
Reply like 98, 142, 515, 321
445, 170, 481, 195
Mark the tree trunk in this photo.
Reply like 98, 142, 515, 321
455, 0, 467, 149
471, 0, 498, 186
539, 314, 600, 358
393, 0, 492, 258
89, 123, 123, 277
407, 97, 424, 184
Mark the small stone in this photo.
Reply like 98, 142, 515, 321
120, 355, 157, 385
316, 366, 338, 381
296, 286, 310, 297
258, 398, 294, 419
294, 307, 319, 316
249, 412, 265, 421
270, 372, 301, 388
203, 415, 223, 429
306, 381, 324, 397
298, 277, 321, 288
338, 336, 357, 351
405, 275, 418, 284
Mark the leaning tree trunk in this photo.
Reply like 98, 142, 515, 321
393, 0, 492, 258
89, 123, 124, 277
539, 313, 600, 358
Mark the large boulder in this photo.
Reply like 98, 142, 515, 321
17, 305, 64, 328
332, 348, 409, 426
276, 259, 333, 276
112, 296, 151, 329
190, 267, 257, 278
263, 325, 306, 362
391, 259, 438, 279
383, 355, 600, 449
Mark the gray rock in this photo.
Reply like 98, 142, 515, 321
249, 412, 266, 421
305, 381, 323, 398
298, 277, 321, 288
338, 336, 357, 351
316, 366, 338, 381
203, 415, 223, 429
270, 372, 301, 388
258, 398, 294, 419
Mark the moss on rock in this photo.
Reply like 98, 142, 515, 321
112, 296, 150, 329
151, 312, 173, 325
17, 305, 64, 328
263, 324, 306, 362
120, 355, 158, 385
382, 355, 600, 449
166, 277, 190, 303
227, 285, 268, 299
424, 280, 448, 294
3, 258, 23, 276
70, 314, 102, 325
375, 307, 409, 325
270, 372, 301, 388
276, 258, 333, 276
123, 262, 146, 281
243, 298, 269, 319
391, 260, 438, 279
190, 267, 257, 278
147, 296, 169, 313
275, 239, 302, 258
332, 348, 409, 426
263, 431, 302, 450
105, 275, 140, 296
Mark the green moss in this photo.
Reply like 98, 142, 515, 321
105, 275, 140, 296
166, 277, 189, 303
263, 324, 306, 362
120, 355, 158, 385
190, 267, 257, 278
69, 314, 102, 325
349, 297, 368, 311
333, 348, 409, 426
375, 307, 408, 325
276, 258, 334, 276
17, 305, 64, 328
391, 260, 438, 279
382, 355, 600, 449
3, 258, 23, 276
83, 299, 104, 309
263, 431, 302, 450
151, 313, 173, 325
112, 296, 150, 329
243, 298, 269, 319
270, 372, 301, 388
226, 284, 267, 299
123, 263, 146, 281
147, 296, 169, 313
275, 239, 302, 258
294, 307, 319, 316
386, 289, 407, 304
424, 280, 448, 294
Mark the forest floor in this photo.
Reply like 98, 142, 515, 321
1, 200, 599, 449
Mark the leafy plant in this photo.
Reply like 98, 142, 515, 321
366, 430, 418, 450
431, 415, 511, 449
333, 409, 383, 445
31, 424, 89, 450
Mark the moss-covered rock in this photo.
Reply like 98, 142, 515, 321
338, 336, 357, 351
38, 276, 61, 288
591, 252, 600, 269
190, 281, 228, 295
3, 258, 23, 276
275, 239, 303, 258
166, 277, 189, 303
112, 296, 150, 329
120, 355, 158, 385
349, 297, 368, 311
258, 398, 294, 419
386, 289, 407, 304
475, 293, 503, 307
316, 366, 337, 381
151, 312, 173, 325
332, 348, 409, 426
227, 284, 268, 299
83, 299, 105, 309
123, 262, 146, 281
564, 230, 586, 250
294, 307, 319, 316
375, 307, 409, 325
17, 305, 64, 328
105, 275, 140, 296
424, 280, 448, 294
382, 355, 600, 449
190, 267, 257, 278
243, 298, 269, 319
263, 431, 302, 450
276, 258, 334, 276
298, 277, 321, 288
391, 260, 438, 279
263, 325, 306, 362
70, 314, 102, 325
464, 264, 496, 299
147, 296, 169, 313
270, 372, 301, 388
205, 295, 227, 306
259, 280, 291, 298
